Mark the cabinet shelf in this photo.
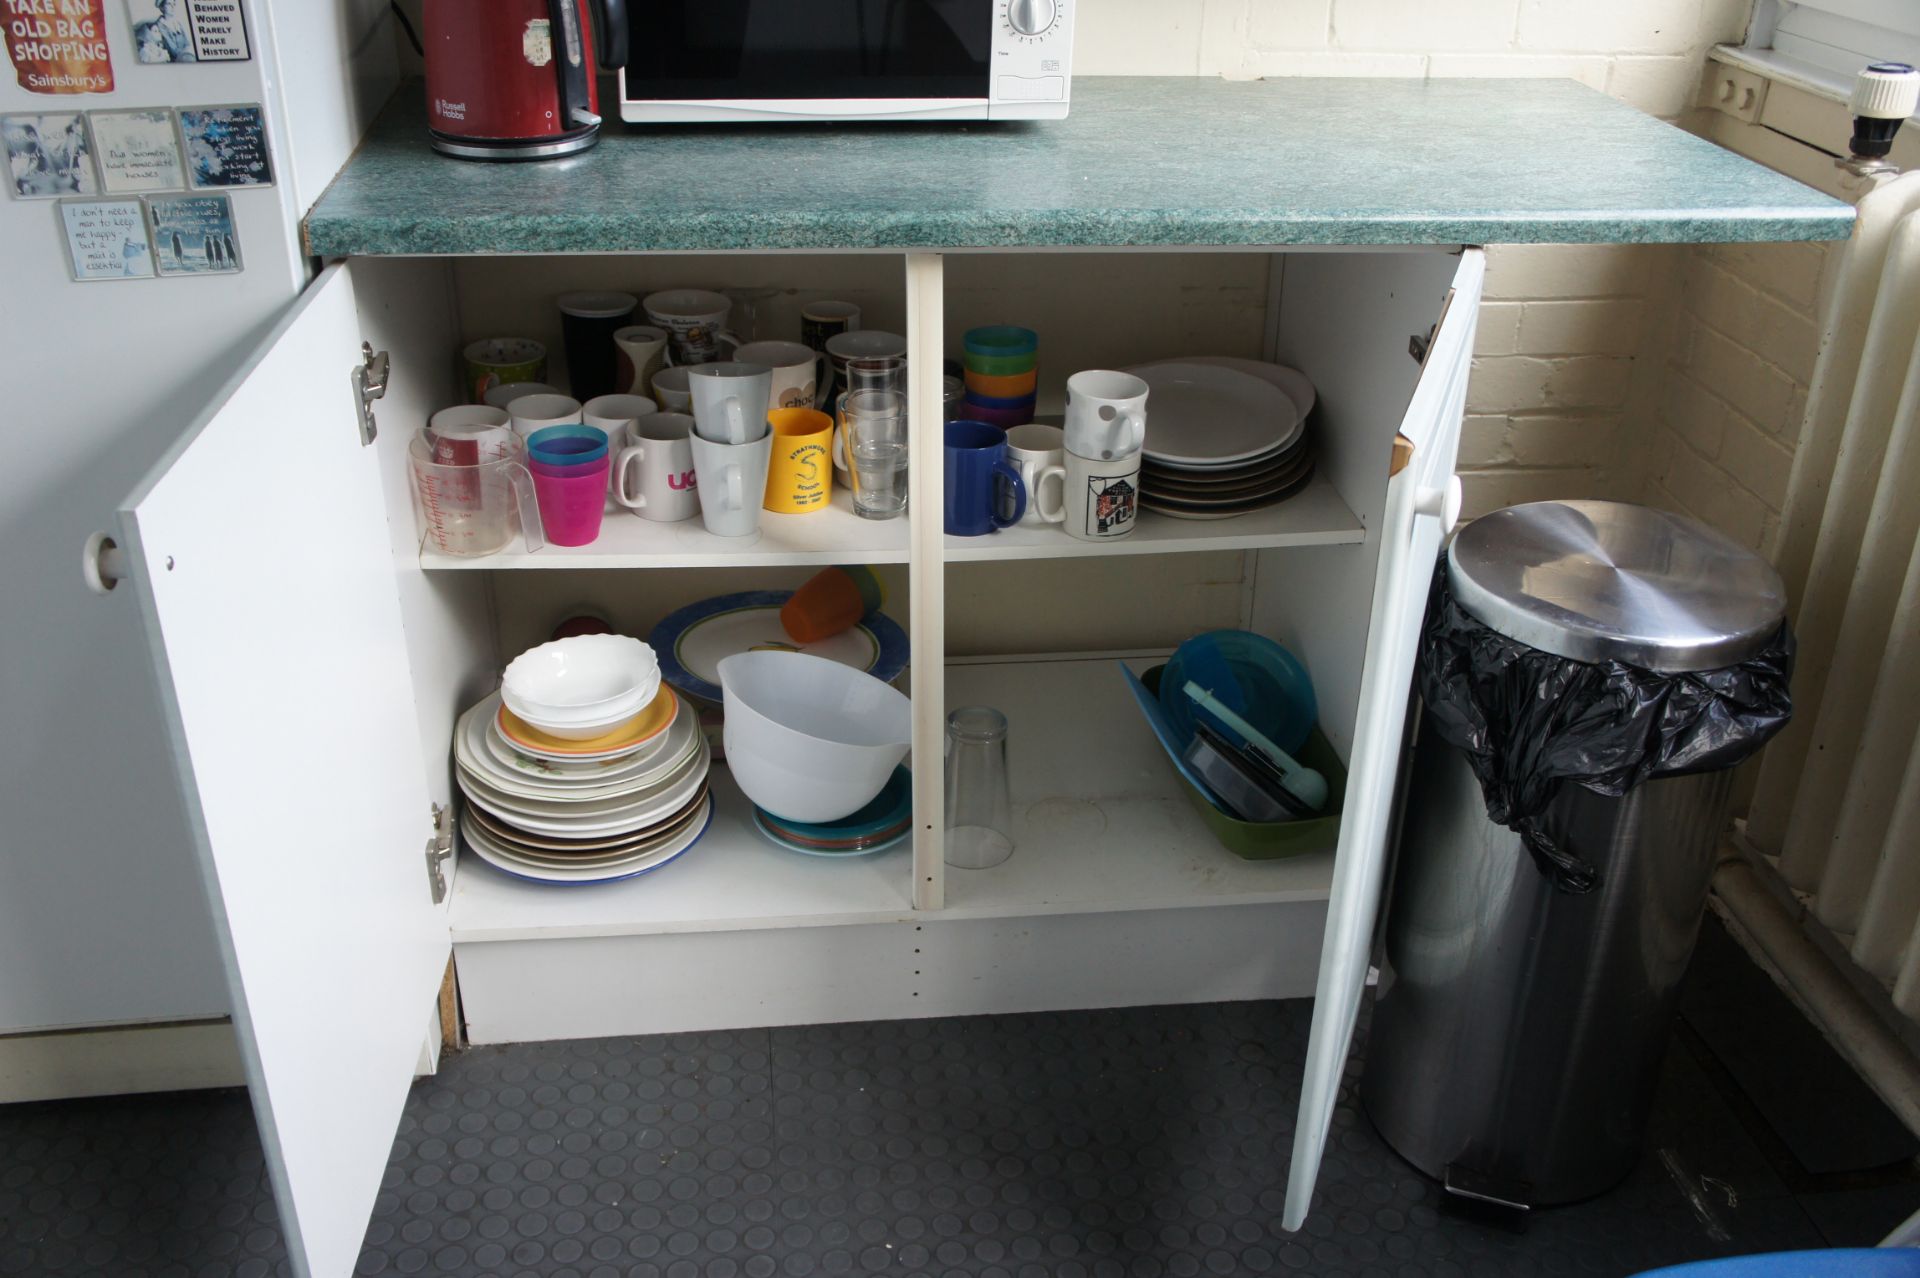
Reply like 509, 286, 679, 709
939, 655, 1336, 918
448, 767, 916, 942
421, 490, 908, 570
943, 469, 1362, 562
447, 654, 1336, 947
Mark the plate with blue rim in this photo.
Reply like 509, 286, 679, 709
651, 588, 909, 704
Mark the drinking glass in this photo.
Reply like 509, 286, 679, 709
843, 388, 909, 521
945, 706, 1013, 869
843, 355, 905, 396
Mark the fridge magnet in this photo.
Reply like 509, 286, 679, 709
127, 0, 248, 62
177, 103, 272, 188
6, 0, 113, 94
4, 111, 97, 197
146, 191, 241, 275
89, 108, 182, 192
59, 197, 154, 280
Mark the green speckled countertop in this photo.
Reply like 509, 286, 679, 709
304, 77, 1852, 257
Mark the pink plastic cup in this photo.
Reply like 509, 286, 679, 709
530, 455, 605, 478
531, 456, 611, 545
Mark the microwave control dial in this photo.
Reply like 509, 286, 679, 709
1005, 0, 1058, 38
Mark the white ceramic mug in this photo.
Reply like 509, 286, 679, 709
1004, 423, 1069, 526
651, 366, 693, 414
508, 392, 584, 438
582, 394, 657, 435
584, 395, 657, 500
688, 361, 773, 445
615, 412, 700, 522
642, 289, 743, 366
734, 340, 828, 411
689, 432, 773, 538
482, 380, 563, 409
1065, 370, 1150, 461
1065, 448, 1141, 541
612, 325, 670, 396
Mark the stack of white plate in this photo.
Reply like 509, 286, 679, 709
452, 686, 712, 885
1128, 359, 1318, 521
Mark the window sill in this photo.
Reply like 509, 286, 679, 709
1703, 44, 1918, 199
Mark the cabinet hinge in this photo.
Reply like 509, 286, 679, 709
1409, 325, 1436, 365
425, 802, 454, 904
353, 342, 390, 446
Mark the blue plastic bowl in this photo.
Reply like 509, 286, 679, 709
1160, 630, 1317, 756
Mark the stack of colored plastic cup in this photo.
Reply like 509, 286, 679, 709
961, 326, 1038, 429
526, 424, 610, 546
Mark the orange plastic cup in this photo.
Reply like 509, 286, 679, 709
964, 368, 1039, 399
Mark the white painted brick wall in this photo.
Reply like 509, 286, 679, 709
1642, 238, 1831, 551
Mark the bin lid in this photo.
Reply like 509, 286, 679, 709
1446, 500, 1787, 672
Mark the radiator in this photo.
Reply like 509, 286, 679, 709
1747, 170, 1920, 1025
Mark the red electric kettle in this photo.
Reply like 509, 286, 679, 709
423, 0, 628, 160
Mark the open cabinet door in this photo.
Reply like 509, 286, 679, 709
118, 264, 449, 1278
1283, 249, 1485, 1230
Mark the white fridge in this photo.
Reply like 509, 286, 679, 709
0, 0, 399, 1092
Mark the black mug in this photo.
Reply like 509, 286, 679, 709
557, 291, 638, 402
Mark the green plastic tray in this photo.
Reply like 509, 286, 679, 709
1142, 665, 1345, 861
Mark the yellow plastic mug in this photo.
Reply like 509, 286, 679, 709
763, 408, 835, 513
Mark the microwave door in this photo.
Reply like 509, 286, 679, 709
621, 0, 997, 119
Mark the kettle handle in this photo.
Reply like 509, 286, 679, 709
549, 0, 596, 130
596, 0, 628, 69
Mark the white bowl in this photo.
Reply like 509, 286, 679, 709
503, 699, 652, 741
718, 651, 911, 823
501, 670, 656, 726
503, 635, 658, 719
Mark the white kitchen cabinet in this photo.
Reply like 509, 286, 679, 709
115, 242, 1478, 1274
104, 62, 1866, 1275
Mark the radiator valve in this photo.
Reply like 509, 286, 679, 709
1843, 62, 1919, 177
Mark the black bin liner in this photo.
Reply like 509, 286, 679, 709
1416, 567, 1794, 893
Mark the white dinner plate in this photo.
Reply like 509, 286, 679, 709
1142, 356, 1316, 419
1127, 363, 1302, 467
459, 695, 701, 799
465, 786, 709, 867
456, 743, 710, 837
464, 789, 706, 853
457, 739, 706, 822
1141, 438, 1309, 488
1140, 465, 1316, 520
460, 796, 712, 885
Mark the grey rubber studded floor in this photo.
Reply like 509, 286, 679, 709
2, 994, 1909, 1278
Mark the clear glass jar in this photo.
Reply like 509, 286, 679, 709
944, 706, 1013, 869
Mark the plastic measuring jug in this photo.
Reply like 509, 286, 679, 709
408, 430, 544, 557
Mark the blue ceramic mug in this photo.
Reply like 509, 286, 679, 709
943, 420, 1027, 536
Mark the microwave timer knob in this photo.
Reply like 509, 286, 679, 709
1006, 0, 1057, 38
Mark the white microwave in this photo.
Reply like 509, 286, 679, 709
615, 1, 1073, 124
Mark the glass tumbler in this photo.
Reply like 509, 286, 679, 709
843, 387, 909, 520
945, 706, 1014, 869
